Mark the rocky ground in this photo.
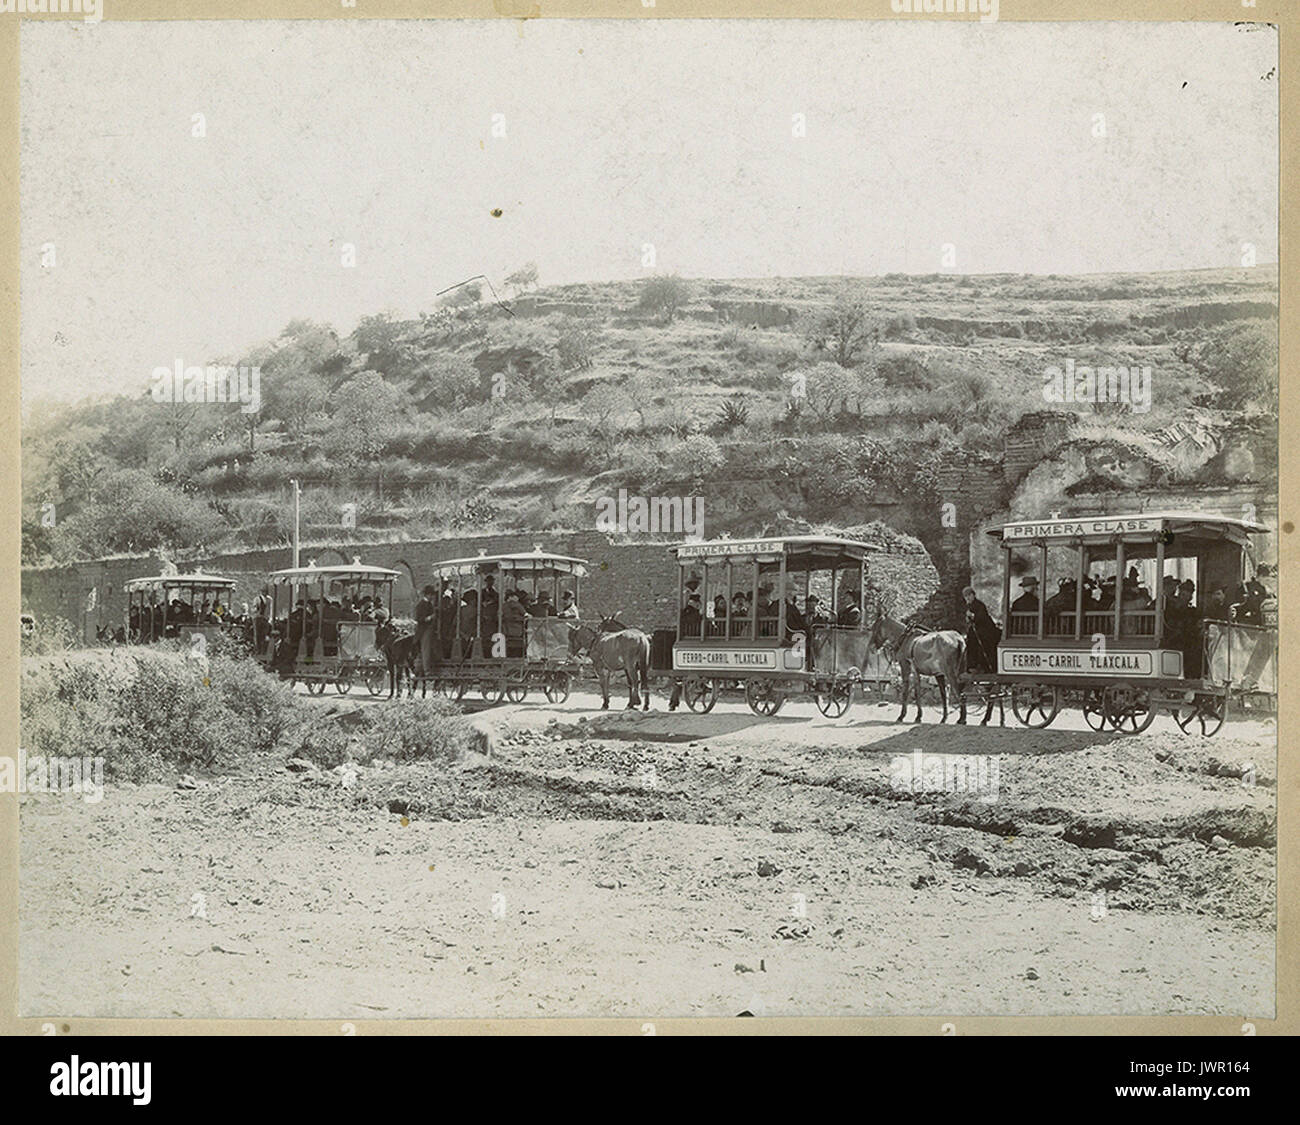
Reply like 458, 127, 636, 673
19, 688, 1276, 1020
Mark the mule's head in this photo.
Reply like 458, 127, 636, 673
598, 612, 628, 634
569, 622, 598, 656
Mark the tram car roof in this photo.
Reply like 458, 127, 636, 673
124, 572, 238, 593
671, 535, 880, 567
991, 510, 1270, 546
267, 560, 401, 584
428, 551, 589, 578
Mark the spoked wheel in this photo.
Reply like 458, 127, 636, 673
544, 673, 572, 704
1082, 689, 1108, 731
745, 679, 784, 717
438, 678, 466, 702
479, 680, 505, 705
814, 681, 853, 718
1103, 682, 1155, 734
334, 670, 353, 695
305, 678, 327, 696
506, 684, 528, 704
1174, 689, 1226, 737
363, 666, 387, 696
683, 678, 718, 714
1010, 682, 1060, 728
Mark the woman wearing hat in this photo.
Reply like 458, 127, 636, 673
962, 586, 1001, 672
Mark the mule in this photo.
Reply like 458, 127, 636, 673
570, 615, 651, 710
870, 611, 968, 724
376, 621, 420, 699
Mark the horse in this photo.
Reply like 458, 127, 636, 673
376, 620, 421, 699
869, 610, 968, 724
570, 615, 651, 711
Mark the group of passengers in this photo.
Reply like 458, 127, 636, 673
414, 577, 580, 662
965, 562, 1276, 678
679, 587, 862, 639
129, 597, 230, 641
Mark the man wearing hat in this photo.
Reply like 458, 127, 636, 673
557, 589, 580, 619
1010, 575, 1039, 616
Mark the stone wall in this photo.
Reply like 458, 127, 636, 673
22, 531, 938, 639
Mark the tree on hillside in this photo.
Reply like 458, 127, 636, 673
638, 275, 690, 324
1175, 320, 1277, 413
505, 262, 539, 294
523, 359, 570, 427
805, 296, 879, 368
580, 382, 632, 450
416, 355, 482, 412
353, 313, 416, 378
329, 370, 405, 502
555, 321, 597, 371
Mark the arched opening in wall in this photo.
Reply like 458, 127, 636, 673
314, 548, 347, 567
393, 560, 418, 618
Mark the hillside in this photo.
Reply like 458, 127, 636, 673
20, 265, 1279, 569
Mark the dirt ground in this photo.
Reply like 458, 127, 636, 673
19, 685, 1276, 1020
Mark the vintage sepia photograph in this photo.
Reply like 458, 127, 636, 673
13, 15, 1278, 1023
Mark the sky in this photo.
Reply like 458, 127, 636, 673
19, 18, 1279, 406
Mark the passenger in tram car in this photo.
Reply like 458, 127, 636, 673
837, 594, 862, 627
480, 575, 500, 633
1009, 575, 1039, 616
531, 589, 555, 617
730, 591, 751, 617
756, 584, 777, 620
1233, 569, 1267, 625
1204, 587, 1229, 622
805, 595, 830, 627
712, 595, 727, 620
503, 591, 527, 657
1043, 578, 1075, 633
681, 593, 703, 636
557, 590, 579, 619
439, 583, 458, 658
458, 589, 479, 658
784, 592, 806, 634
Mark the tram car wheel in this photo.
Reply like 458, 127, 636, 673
1102, 682, 1155, 734
1173, 689, 1227, 737
1010, 683, 1060, 729
506, 684, 528, 703
814, 681, 853, 718
438, 678, 466, 702
363, 666, 387, 696
1081, 689, 1108, 731
335, 670, 353, 695
544, 673, 572, 704
745, 680, 784, 717
683, 678, 718, 714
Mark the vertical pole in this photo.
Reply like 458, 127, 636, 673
1001, 546, 1011, 635
1154, 537, 1166, 647
291, 479, 301, 569
1114, 540, 1125, 639
777, 555, 787, 640
1072, 541, 1085, 641
1036, 543, 1046, 639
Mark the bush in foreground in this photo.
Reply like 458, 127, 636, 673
291, 697, 472, 770
20, 648, 300, 781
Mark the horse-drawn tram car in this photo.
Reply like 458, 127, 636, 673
258, 559, 398, 695
123, 572, 238, 644
983, 510, 1275, 735
655, 535, 885, 717
419, 549, 587, 704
